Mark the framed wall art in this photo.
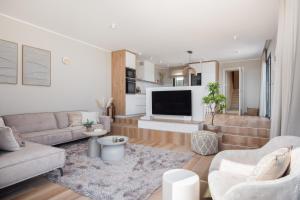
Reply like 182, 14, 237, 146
22, 45, 51, 86
0, 39, 18, 84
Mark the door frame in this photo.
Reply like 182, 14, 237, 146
222, 67, 244, 115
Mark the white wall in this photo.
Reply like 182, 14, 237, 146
0, 15, 111, 115
219, 59, 261, 114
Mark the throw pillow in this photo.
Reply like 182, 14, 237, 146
0, 127, 21, 151
248, 147, 291, 181
68, 112, 82, 127
11, 127, 26, 147
0, 117, 5, 127
81, 112, 99, 124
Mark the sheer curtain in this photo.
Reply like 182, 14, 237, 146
271, 0, 300, 137
259, 52, 267, 117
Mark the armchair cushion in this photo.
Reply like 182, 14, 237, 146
209, 171, 247, 200
248, 147, 291, 181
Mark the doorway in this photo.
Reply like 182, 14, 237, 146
224, 69, 242, 115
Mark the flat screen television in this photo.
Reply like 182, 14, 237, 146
152, 90, 192, 116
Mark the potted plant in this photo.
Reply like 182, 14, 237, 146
202, 82, 226, 132
83, 119, 94, 132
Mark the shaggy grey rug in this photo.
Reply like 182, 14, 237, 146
47, 140, 193, 200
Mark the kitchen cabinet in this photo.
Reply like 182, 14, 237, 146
136, 60, 155, 82
126, 94, 146, 115
125, 51, 136, 69
112, 49, 137, 115
190, 61, 219, 86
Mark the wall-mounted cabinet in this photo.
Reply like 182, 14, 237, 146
125, 51, 136, 69
189, 61, 219, 86
136, 60, 155, 82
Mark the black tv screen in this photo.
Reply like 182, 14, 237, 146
152, 90, 192, 116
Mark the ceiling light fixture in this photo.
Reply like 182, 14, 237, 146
233, 35, 238, 40
234, 50, 240, 54
110, 23, 117, 29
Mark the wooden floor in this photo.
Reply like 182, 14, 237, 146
0, 138, 213, 200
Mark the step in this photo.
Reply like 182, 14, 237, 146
221, 133, 269, 148
114, 118, 139, 125
219, 125, 270, 138
219, 143, 256, 151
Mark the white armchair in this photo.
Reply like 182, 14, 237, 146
208, 136, 300, 200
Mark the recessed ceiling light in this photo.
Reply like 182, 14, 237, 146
110, 23, 117, 29
233, 35, 238, 40
138, 52, 142, 56
234, 50, 240, 54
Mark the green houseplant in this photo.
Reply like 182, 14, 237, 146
83, 119, 94, 132
202, 82, 226, 129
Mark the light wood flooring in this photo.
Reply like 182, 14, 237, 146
0, 138, 213, 200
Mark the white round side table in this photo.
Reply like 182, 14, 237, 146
163, 169, 199, 200
83, 129, 107, 158
97, 136, 128, 161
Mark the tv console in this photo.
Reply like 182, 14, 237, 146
138, 117, 203, 133
139, 86, 208, 133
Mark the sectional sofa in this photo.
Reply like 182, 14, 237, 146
0, 111, 111, 189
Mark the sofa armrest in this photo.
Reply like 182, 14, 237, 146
209, 149, 263, 172
99, 116, 111, 132
223, 176, 300, 200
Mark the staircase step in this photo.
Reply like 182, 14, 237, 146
221, 133, 269, 148
219, 143, 256, 151
219, 125, 270, 138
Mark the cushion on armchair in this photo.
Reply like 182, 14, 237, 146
248, 147, 291, 181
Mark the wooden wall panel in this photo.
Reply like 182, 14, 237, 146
112, 50, 126, 115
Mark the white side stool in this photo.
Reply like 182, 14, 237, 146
163, 169, 199, 200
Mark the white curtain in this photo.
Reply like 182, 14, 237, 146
271, 0, 300, 137
259, 52, 267, 117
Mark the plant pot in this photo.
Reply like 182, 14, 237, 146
86, 127, 94, 132
204, 124, 220, 133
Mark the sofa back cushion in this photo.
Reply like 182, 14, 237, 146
0, 117, 5, 127
54, 112, 69, 129
0, 127, 21, 151
3, 112, 58, 134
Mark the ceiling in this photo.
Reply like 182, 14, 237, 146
0, 0, 280, 66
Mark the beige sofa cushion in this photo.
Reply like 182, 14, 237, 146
81, 112, 99, 124
3, 113, 58, 134
54, 112, 69, 129
0, 142, 65, 189
68, 112, 82, 127
22, 129, 72, 145
248, 147, 291, 181
68, 126, 87, 140
0, 127, 20, 151
0, 117, 5, 127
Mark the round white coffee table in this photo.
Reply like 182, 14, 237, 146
163, 169, 199, 200
97, 136, 128, 161
83, 129, 107, 158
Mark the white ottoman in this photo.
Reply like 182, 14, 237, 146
163, 169, 199, 200
191, 130, 218, 155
